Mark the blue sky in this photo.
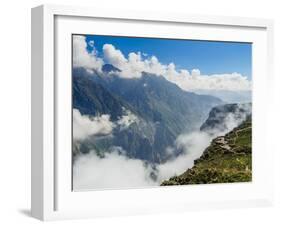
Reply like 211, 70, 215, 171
83, 34, 252, 80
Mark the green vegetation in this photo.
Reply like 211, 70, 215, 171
161, 119, 252, 185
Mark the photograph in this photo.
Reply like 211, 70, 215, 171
72, 34, 252, 191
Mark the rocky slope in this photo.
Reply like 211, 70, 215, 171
200, 103, 251, 134
161, 118, 252, 185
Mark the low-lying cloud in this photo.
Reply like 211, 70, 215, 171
73, 105, 251, 191
73, 108, 140, 141
116, 109, 139, 130
73, 130, 213, 190
73, 109, 114, 141
157, 131, 212, 182
73, 150, 157, 190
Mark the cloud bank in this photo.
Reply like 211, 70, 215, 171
73, 109, 114, 141
73, 150, 157, 190
73, 106, 250, 190
73, 35, 252, 92
73, 108, 140, 141
73, 36, 104, 72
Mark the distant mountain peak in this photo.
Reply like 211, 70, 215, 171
102, 64, 121, 73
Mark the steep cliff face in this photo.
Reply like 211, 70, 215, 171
161, 118, 252, 185
200, 103, 251, 134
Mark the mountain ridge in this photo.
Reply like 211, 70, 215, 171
72, 66, 223, 163
161, 118, 252, 185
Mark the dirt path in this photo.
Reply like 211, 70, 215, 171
233, 126, 251, 144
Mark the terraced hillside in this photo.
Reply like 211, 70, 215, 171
161, 118, 252, 185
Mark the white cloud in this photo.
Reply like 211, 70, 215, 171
73, 150, 157, 190
73, 129, 214, 190
103, 44, 144, 78
74, 36, 251, 91
191, 69, 201, 77
170, 72, 251, 91
73, 109, 114, 141
73, 104, 251, 190
100, 42, 251, 91
103, 44, 127, 69
116, 110, 139, 130
73, 35, 103, 72
73, 107, 141, 141
144, 56, 167, 76
157, 131, 211, 182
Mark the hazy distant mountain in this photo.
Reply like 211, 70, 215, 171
200, 103, 251, 134
193, 89, 251, 103
73, 66, 223, 163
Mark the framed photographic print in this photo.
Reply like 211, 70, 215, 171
31, 4, 274, 221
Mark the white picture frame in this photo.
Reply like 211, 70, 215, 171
31, 4, 274, 221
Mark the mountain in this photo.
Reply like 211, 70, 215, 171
161, 118, 252, 185
102, 63, 121, 73
200, 103, 251, 134
89, 68, 223, 134
73, 66, 223, 163
193, 89, 252, 103
73, 68, 132, 121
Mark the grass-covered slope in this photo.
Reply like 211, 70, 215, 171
161, 118, 252, 185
